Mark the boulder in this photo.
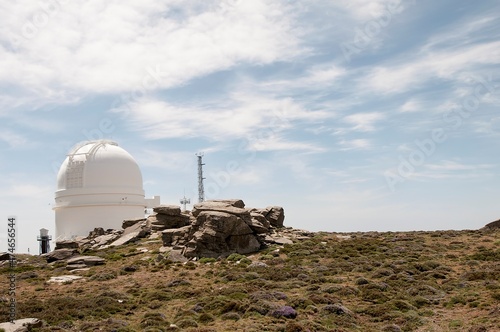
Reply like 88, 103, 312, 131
192, 201, 250, 219
154, 205, 181, 216
122, 218, 146, 229
184, 211, 260, 258
482, 219, 500, 230
162, 226, 192, 246
0, 252, 12, 261
153, 213, 191, 229
88, 227, 106, 237
249, 212, 271, 234
66, 255, 105, 266
0, 318, 43, 332
265, 206, 285, 228
43, 249, 78, 263
55, 240, 79, 250
206, 199, 245, 208
108, 219, 151, 247
91, 233, 121, 248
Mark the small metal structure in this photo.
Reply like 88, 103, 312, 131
196, 152, 205, 203
37, 228, 52, 254
180, 195, 191, 212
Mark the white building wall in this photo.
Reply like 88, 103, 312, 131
55, 204, 144, 240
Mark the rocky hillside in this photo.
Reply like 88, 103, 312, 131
0, 205, 499, 331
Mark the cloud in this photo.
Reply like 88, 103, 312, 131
0, 0, 303, 106
343, 112, 385, 132
0, 130, 28, 148
114, 93, 331, 149
409, 160, 496, 180
338, 138, 372, 150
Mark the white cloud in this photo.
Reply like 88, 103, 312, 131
0, 130, 28, 148
400, 99, 422, 113
115, 93, 331, 148
343, 112, 385, 132
338, 138, 372, 150
0, 0, 302, 105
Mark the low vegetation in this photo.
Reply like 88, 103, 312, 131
1, 229, 498, 331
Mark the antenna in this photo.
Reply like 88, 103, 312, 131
196, 152, 205, 203
180, 193, 191, 212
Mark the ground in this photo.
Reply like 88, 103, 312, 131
0, 229, 499, 331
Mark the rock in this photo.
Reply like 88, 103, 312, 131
108, 219, 151, 247
206, 199, 245, 208
0, 252, 12, 261
88, 227, 106, 237
154, 213, 191, 229
248, 213, 270, 234
270, 306, 297, 319
192, 201, 250, 219
66, 264, 88, 271
265, 206, 285, 228
92, 233, 121, 248
482, 219, 500, 230
66, 255, 105, 266
154, 205, 181, 216
48, 275, 83, 283
122, 218, 146, 229
167, 249, 189, 263
55, 240, 79, 250
273, 237, 293, 245
43, 249, 78, 262
162, 226, 191, 246
0, 318, 43, 332
184, 211, 261, 258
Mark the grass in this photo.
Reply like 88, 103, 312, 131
0, 229, 498, 331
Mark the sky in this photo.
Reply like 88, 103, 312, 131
1, 0, 500, 253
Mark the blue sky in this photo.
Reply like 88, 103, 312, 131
1, 0, 500, 253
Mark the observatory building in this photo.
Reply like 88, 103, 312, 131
54, 140, 159, 240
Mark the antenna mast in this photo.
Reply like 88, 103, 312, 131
180, 191, 191, 212
196, 152, 205, 202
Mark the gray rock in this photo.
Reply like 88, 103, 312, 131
162, 226, 191, 246
154, 213, 190, 229
109, 219, 151, 247
153, 205, 181, 216
92, 233, 121, 248
273, 237, 293, 245
55, 240, 79, 250
43, 249, 78, 262
184, 211, 260, 258
48, 275, 83, 283
66, 255, 105, 266
122, 218, 146, 229
0, 252, 12, 261
265, 206, 285, 228
192, 201, 250, 218
0, 318, 43, 332
167, 249, 189, 263
248, 213, 271, 234
206, 199, 245, 208
88, 227, 106, 237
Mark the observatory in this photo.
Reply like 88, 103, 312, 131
54, 140, 159, 240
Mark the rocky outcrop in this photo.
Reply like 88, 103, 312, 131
66, 256, 105, 270
107, 219, 151, 247
43, 248, 78, 262
55, 240, 79, 250
149, 205, 191, 231
184, 210, 261, 258
46, 199, 287, 261
158, 200, 285, 259
482, 219, 500, 231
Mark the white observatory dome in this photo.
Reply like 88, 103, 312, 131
54, 140, 146, 240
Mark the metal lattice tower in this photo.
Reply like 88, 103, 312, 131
196, 152, 205, 203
